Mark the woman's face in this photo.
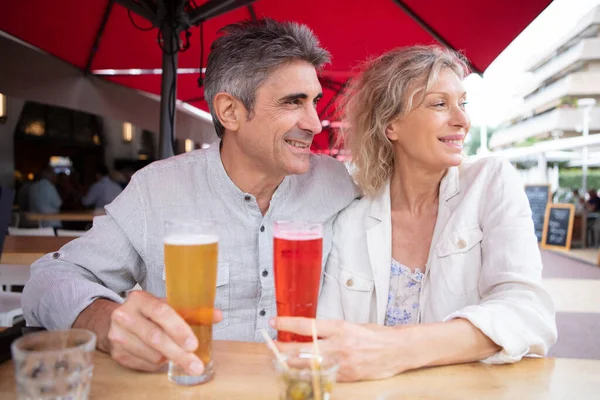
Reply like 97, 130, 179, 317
386, 68, 470, 171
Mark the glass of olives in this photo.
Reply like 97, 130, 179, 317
273, 351, 339, 400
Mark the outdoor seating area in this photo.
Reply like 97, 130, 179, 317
1, 1, 600, 399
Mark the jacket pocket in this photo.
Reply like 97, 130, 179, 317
213, 262, 230, 330
324, 264, 374, 323
436, 227, 483, 295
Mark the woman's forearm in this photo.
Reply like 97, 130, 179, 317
398, 318, 501, 370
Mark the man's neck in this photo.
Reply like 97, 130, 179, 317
219, 136, 285, 214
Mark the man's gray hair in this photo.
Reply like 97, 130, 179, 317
204, 18, 330, 138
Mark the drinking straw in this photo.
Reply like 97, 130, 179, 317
259, 329, 289, 371
311, 319, 322, 400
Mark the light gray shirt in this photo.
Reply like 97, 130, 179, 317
81, 176, 123, 210
23, 142, 358, 342
28, 178, 62, 228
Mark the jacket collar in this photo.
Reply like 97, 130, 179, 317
440, 165, 461, 202
368, 182, 391, 223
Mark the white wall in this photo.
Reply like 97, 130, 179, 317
0, 95, 24, 188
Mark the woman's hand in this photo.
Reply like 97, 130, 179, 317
270, 317, 417, 382
271, 317, 501, 382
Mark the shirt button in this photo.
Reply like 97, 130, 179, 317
262, 270, 268, 277
244, 195, 251, 201
346, 278, 354, 287
52, 252, 60, 259
260, 226, 265, 232
457, 239, 467, 249
259, 309, 266, 317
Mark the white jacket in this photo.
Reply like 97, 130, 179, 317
317, 157, 557, 364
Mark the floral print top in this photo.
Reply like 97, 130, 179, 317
384, 258, 424, 326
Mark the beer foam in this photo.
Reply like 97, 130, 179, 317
164, 233, 218, 245
273, 231, 322, 240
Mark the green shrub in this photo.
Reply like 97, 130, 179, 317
559, 168, 600, 191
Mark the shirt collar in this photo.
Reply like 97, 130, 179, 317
204, 139, 290, 201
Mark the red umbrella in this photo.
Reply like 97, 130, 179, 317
0, 0, 552, 157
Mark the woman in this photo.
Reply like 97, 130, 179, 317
271, 46, 557, 382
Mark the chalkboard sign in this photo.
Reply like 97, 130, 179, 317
525, 185, 551, 242
542, 203, 575, 251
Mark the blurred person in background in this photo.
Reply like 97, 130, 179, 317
81, 165, 123, 211
56, 172, 83, 211
28, 167, 62, 228
585, 189, 600, 212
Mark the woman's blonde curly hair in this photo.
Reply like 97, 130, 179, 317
341, 45, 470, 197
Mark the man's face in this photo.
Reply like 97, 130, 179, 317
232, 60, 323, 176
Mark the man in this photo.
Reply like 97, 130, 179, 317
23, 19, 358, 376
81, 165, 123, 210
28, 167, 62, 227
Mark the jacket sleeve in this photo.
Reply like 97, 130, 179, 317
22, 176, 148, 330
443, 158, 557, 364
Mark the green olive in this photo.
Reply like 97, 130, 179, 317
287, 380, 312, 400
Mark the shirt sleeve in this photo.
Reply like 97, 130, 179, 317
81, 183, 100, 207
443, 159, 558, 364
49, 183, 62, 210
22, 176, 148, 329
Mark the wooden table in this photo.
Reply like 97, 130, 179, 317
1, 236, 73, 265
25, 211, 102, 222
1, 341, 599, 399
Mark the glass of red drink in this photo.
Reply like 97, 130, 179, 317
273, 221, 323, 342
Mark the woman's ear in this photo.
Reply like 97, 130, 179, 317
213, 93, 241, 132
385, 121, 398, 141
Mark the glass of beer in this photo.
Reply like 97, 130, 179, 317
273, 221, 323, 342
164, 220, 218, 385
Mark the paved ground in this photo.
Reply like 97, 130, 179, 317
541, 250, 600, 359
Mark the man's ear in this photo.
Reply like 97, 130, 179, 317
213, 93, 242, 132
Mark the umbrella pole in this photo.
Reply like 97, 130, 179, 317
158, 22, 177, 159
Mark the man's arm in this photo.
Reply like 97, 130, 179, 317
23, 175, 208, 374
72, 299, 119, 352
22, 210, 140, 329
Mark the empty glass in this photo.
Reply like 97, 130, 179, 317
11, 329, 96, 400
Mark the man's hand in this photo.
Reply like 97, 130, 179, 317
74, 291, 222, 374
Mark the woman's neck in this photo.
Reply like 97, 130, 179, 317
389, 157, 446, 216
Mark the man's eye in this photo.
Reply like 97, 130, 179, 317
287, 99, 301, 105
433, 102, 445, 107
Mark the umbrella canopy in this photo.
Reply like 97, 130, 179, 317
0, 0, 552, 155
